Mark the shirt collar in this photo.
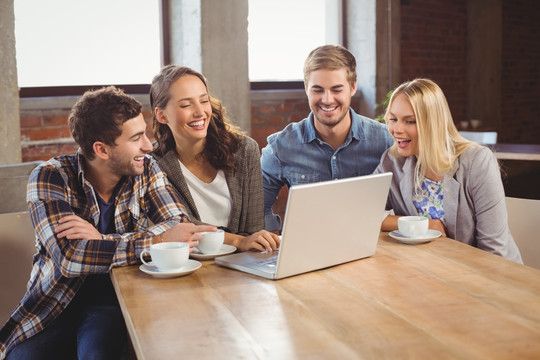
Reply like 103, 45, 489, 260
75, 150, 131, 196
303, 108, 360, 145
75, 150, 87, 184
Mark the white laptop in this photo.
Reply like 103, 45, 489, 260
215, 172, 392, 279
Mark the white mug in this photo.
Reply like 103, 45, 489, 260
398, 216, 429, 238
197, 229, 225, 254
140, 241, 189, 271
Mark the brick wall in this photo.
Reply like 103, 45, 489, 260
400, 0, 540, 144
500, 0, 540, 143
20, 110, 78, 162
19, 0, 540, 163
250, 90, 310, 150
399, 0, 467, 124
250, 91, 307, 220
20, 98, 153, 162
16, 0, 540, 209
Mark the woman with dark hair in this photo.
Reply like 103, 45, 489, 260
151, 65, 280, 252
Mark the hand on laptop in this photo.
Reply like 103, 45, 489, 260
232, 230, 281, 252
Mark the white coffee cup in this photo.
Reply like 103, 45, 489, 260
398, 216, 429, 238
140, 241, 189, 271
197, 229, 225, 254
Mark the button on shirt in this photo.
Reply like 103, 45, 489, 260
261, 108, 394, 231
0, 153, 189, 358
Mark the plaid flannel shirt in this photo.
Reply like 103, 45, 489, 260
0, 153, 189, 358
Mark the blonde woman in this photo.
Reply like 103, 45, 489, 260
374, 78, 522, 263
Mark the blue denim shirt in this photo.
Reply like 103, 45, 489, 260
261, 108, 394, 231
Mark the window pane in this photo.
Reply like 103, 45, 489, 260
248, 0, 342, 82
14, 0, 161, 87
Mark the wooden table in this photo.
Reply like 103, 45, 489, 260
111, 233, 540, 359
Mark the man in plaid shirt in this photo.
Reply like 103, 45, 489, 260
0, 86, 215, 359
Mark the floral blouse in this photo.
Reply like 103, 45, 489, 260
412, 177, 445, 221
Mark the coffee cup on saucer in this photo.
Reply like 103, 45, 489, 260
198, 229, 225, 254
140, 242, 189, 271
398, 216, 429, 238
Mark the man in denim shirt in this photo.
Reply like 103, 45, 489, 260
261, 45, 394, 231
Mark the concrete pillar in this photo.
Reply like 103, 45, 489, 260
167, 0, 250, 133
346, 0, 400, 119
0, 0, 22, 164
168, 0, 202, 70
346, 0, 377, 118
201, 0, 250, 133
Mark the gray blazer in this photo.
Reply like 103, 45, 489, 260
152, 136, 264, 236
375, 145, 522, 263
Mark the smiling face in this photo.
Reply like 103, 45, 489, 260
387, 93, 419, 157
305, 68, 357, 132
156, 74, 212, 148
107, 113, 153, 176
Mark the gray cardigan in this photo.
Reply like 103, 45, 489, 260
375, 145, 522, 263
152, 136, 264, 236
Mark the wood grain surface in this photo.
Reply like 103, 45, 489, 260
111, 232, 540, 360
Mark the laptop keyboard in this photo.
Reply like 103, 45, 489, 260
256, 257, 278, 267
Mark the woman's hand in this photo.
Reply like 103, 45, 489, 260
428, 219, 447, 236
382, 215, 447, 237
229, 230, 281, 252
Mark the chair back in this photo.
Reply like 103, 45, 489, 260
0, 211, 36, 326
0, 161, 42, 214
506, 197, 540, 270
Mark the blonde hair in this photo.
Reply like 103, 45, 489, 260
385, 78, 475, 191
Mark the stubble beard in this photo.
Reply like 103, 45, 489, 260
314, 105, 349, 129
109, 153, 141, 177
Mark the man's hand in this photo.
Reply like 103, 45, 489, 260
163, 223, 217, 251
55, 214, 102, 240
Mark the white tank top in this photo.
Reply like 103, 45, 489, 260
179, 160, 231, 227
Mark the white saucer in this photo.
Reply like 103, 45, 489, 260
190, 244, 237, 260
139, 259, 201, 278
389, 229, 442, 244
